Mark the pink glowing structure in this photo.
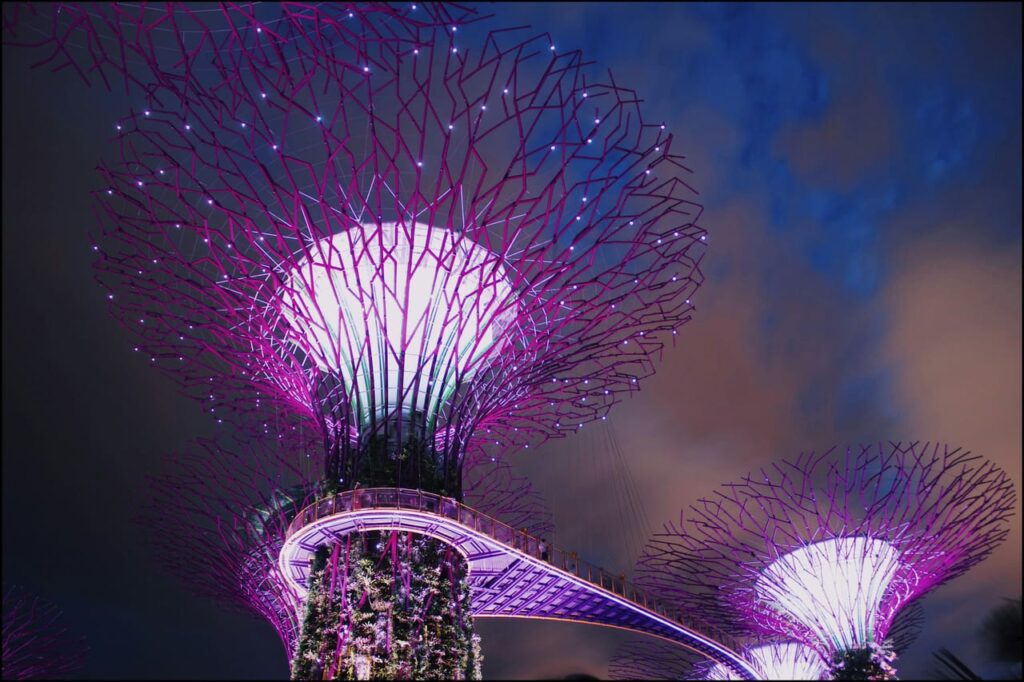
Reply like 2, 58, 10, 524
2, 587, 88, 680
636, 442, 1015, 673
7, 2, 705, 496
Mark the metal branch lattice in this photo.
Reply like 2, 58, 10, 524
635, 442, 1016, 660
886, 600, 924, 657
2, 587, 88, 681
142, 438, 313, 657
5, 2, 705, 492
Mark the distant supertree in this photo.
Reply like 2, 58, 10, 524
636, 442, 1016, 680
607, 603, 923, 681
6, 3, 704, 677
144, 434, 553, 669
2, 587, 87, 680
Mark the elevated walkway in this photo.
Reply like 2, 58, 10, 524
280, 488, 756, 679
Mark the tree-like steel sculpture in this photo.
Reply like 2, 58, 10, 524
6, 1, 703, 492
607, 603, 923, 680
636, 442, 1016, 679
6, 3, 704, 677
2, 587, 88, 680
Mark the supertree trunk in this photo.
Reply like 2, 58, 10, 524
291, 532, 479, 681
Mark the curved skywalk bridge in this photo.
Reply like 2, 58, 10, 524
280, 488, 757, 679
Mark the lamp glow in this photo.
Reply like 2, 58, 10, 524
756, 537, 901, 652
280, 223, 515, 426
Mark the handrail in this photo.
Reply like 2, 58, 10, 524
284, 487, 742, 656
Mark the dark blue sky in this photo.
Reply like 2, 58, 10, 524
3, 2, 1020, 679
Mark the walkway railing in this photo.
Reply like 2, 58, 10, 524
285, 487, 743, 656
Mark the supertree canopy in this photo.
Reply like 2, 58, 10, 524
636, 442, 1016, 679
2, 587, 88, 680
702, 643, 828, 681
6, 1, 704, 495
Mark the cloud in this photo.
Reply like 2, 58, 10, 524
775, 74, 895, 190
877, 228, 1022, 672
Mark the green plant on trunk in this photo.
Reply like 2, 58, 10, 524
829, 640, 897, 681
290, 532, 480, 680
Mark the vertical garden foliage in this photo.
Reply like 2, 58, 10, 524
828, 640, 898, 681
291, 532, 480, 680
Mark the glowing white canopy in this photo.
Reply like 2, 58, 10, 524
755, 537, 901, 652
704, 641, 826, 680
281, 223, 515, 427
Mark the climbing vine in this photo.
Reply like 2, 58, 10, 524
291, 532, 480, 680
828, 640, 898, 680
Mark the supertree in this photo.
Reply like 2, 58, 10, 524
144, 433, 553, 674
635, 442, 1016, 680
2, 587, 88, 680
4, 1, 703, 481
5, 2, 705, 677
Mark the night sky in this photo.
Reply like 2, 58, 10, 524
2, 3, 1021, 680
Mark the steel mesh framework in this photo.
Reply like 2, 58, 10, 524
607, 602, 923, 680
5, 2, 705, 494
2, 587, 88, 680
635, 442, 1016, 664
143, 434, 553, 662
